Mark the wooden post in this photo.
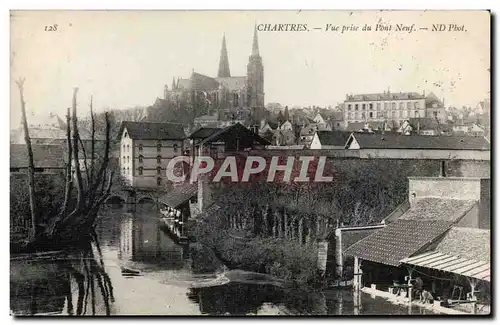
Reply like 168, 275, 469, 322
298, 218, 303, 244
335, 228, 343, 279
407, 267, 414, 304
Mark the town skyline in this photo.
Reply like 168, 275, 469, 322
10, 10, 490, 126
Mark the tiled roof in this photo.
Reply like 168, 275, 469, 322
215, 77, 247, 91
190, 72, 219, 90
435, 227, 490, 263
346, 92, 424, 102
10, 144, 66, 168
344, 220, 453, 266
350, 133, 490, 150
188, 127, 222, 139
316, 131, 351, 147
199, 123, 270, 146
341, 229, 381, 251
398, 198, 477, 222
119, 121, 185, 140
159, 183, 198, 208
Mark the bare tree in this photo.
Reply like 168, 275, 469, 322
16, 78, 38, 241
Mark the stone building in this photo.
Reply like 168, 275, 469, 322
118, 121, 186, 189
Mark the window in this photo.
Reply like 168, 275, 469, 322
407, 102, 412, 109
157, 155, 162, 164
384, 102, 388, 110
348, 104, 352, 110
173, 144, 178, 153
157, 143, 162, 153
392, 111, 397, 118
362, 104, 366, 110
157, 167, 162, 175
157, 177, 162, 186
355, 104, 359, 110
433, 111, 438, 117
138, 167, 143, 175
415, 102, 420, 109
369, 103, 373, 110
127, 144, 130, 152
139, 144, 143, 152
139, 155, 143, 163
392, 102, 396, 110
122, 167, 125, 174
399, 102, 404, 109
415, 110, 419, 117
127, 156, 130, 163
127, 167, 129, 174
122, 144, 125, 151
369, 112, 373, 118
376, 103, 381, 110
124, 132, 128, 138
123, 156, 125, 162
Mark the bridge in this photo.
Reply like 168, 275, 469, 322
105, 183, 198, 210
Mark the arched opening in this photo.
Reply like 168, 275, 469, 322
137, 197, 155, 206
105, 195, 126, 208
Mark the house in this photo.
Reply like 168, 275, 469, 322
299, 125, 318, 146
258, 119, 278, 135
118, 121, 186, 189
10, 144, 66, 174
345, 176, 490, 303
313, 113, 328, 130
344, 132, 490, 160
310, 131, 351, 149
272, 129, 296, 146
278, 120, 293, 131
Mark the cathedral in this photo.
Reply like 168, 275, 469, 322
162, 27, 265, 121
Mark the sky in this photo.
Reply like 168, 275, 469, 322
10, 10, 490, 126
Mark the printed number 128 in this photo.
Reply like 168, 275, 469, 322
45, 24, 58, 31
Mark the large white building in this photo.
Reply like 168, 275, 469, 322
342, 91, 446, 125
119, 122, 186, 189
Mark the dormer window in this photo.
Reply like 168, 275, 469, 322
124, 132, 128, 138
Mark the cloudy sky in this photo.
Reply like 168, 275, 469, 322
10, 10, 490, 126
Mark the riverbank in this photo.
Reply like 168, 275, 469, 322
361, 286, 474, 315
190, 227, 319, 286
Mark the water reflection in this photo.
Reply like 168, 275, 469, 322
11, 205, 437, 316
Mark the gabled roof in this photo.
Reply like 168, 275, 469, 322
398, 198, 477, 222
10, 144, 66, 168
190, 72, 219, 90
188, 127, 223, 140
347, 133, 490, 150
344, 219, 453, 266
316, 131, 351, 147
118, 121, 185, 140
199, 123, 270, 146
176, 78, 192, 89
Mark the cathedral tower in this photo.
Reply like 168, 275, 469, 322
218, 34, 231, 78
247, 26, 264, 108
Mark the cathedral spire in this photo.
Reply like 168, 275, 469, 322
217, 34, 231, 78
171, 77, 176, 90
252, 24, 260, 56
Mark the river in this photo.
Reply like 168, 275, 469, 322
10, 205, 436, 316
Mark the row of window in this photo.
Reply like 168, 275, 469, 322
122, 167, 163, 178
347, 110, 422, 119
347, 101, 421, 111
121, 155, 169, 164
122, 143, 179, 153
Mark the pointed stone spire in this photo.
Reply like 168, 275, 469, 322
252, 24, 260, 56
171, 77, 176, 90
217, 34, 231, 77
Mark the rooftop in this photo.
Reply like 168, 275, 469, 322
345, 92, 425, 102
347, 133, 490, 150
399, 198, 477, 222
119, 121, 186, 140
316, 130, 351, 147
344, 219, 453, 266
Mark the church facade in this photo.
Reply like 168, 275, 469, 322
162, 28, 265, 122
